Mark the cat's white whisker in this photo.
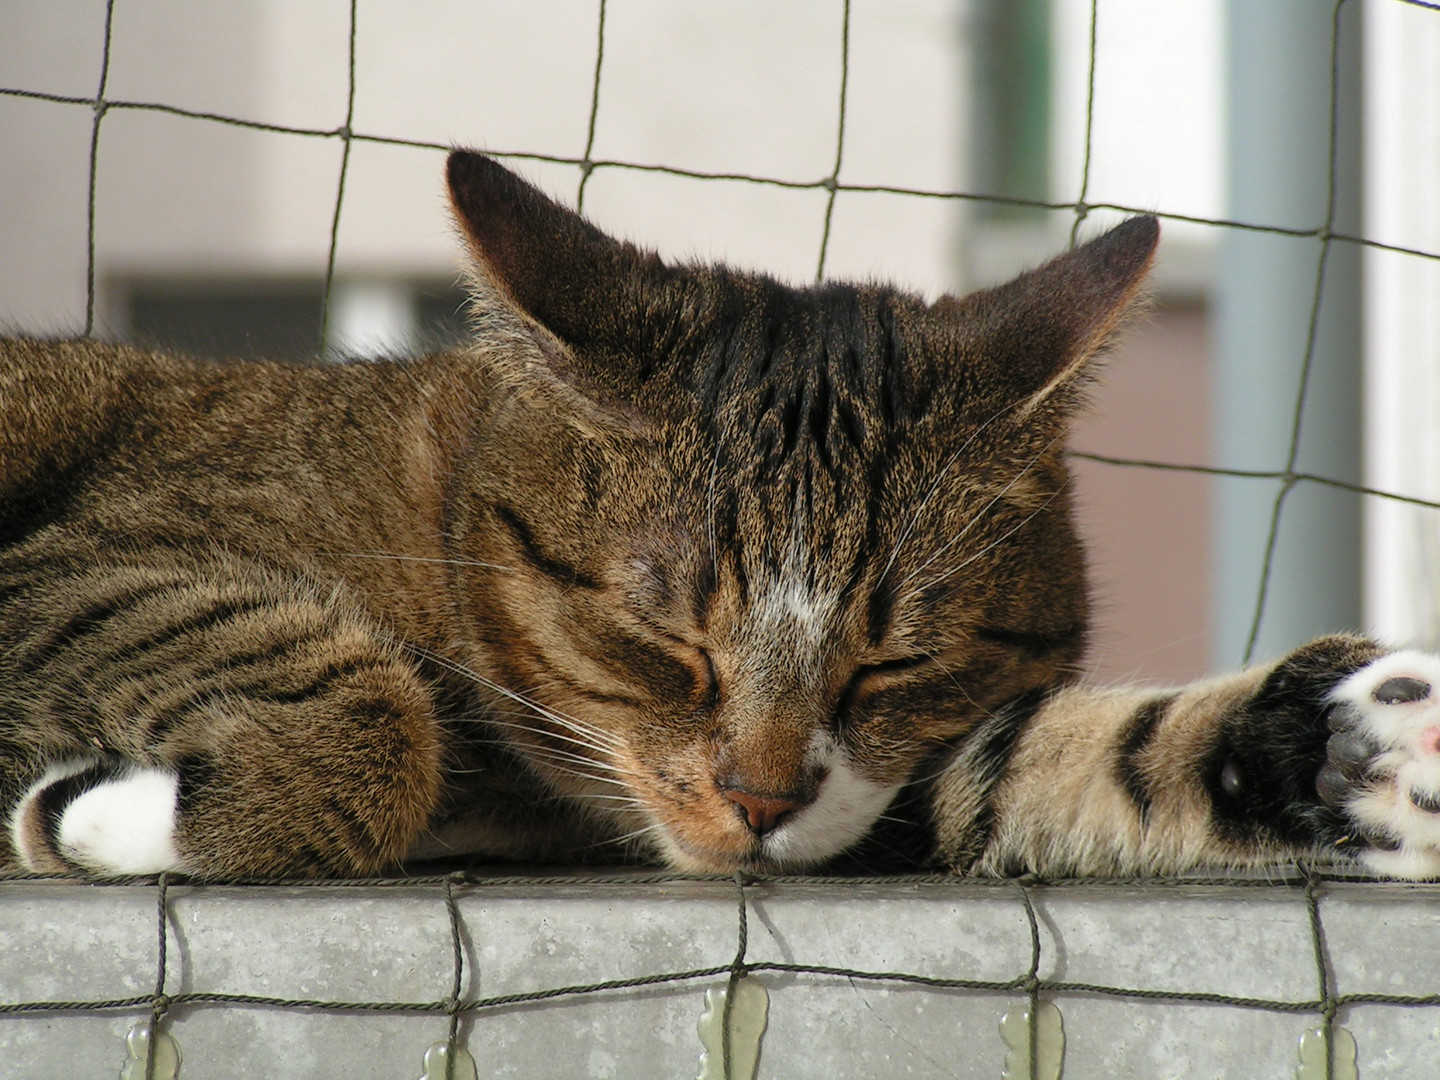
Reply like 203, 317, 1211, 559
472, 679, 623, 745
487, 736, 638, 783
461, 728, 635, 781
572, 792, 648, 807
584, 821, 667, 852
904, 481, 1067, 605
317, 550, 518, 573
461, 738, 639, 793
529, 758, 637, 791
898, 434, 1061, 592
401, 642, 624, 750
506, 750, 638, 790
550, 770, 636, 791
504, 744, 624, 777
878, 398, 1024, 585
479, 715, 629, 764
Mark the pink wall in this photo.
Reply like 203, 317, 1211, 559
1070, 305, 1211, 686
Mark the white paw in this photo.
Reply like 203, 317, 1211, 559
56, 766, 184, 875
1326, 651, 1440, 878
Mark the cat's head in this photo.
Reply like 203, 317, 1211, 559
442, 151, 1157, 872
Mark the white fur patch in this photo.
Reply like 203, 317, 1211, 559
55, 767, 184, 875
1330, 650, 1440, 878
759, 738, 899, 867
1360, 846, 1440, 880
777, 582, 833, 639
752, 567, 841, 646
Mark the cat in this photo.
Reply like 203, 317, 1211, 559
3, 150, 1440, 881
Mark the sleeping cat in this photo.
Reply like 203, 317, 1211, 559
3, 151, 1440, 881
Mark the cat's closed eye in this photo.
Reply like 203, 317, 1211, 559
694, 647, 720, 707
835, 654, 935, 723
660, 636, 719, 708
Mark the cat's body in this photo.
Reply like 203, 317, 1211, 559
5, 152, 1440, 880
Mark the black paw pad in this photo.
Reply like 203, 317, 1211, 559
1328, 703, 1359, 733
1362, 829, 1403, 852
1219, 759, 1243, 799
1411, 789, 1440, 814
1316, 764, 1351, 808
1327, 729, 1380, 778
1374, 676, 1431, 705
1317, 723, 1387, 809
1316, 729, 1383, 810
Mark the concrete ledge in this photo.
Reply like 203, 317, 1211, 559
2, 873, 1438, 1078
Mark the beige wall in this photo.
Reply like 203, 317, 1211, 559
2, 1, 1225, 685
0, 0, 969, 335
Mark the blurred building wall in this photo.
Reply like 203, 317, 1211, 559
2, 0, 1237, 684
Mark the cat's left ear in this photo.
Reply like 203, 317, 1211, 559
939, 215, 1160, 421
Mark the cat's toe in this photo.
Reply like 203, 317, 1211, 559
1326, 651, 1440, 878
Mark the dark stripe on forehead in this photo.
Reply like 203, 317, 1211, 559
809, 367, 833, 472
977, 623, 1085, 660
865, 583, 893, 648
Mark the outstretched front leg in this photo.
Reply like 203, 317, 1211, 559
1, 551, 443, 878
932, 635, 1440, 879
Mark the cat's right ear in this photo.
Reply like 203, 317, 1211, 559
447, 151, 684, 432
446, 151, 670, 358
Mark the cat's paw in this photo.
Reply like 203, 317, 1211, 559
10, 759, 183, 875
1321, 651, 1440, 879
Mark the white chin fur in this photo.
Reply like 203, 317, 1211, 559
760, 743, 899, 867
55, 766, 184, 875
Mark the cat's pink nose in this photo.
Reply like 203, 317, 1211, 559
722, 789, 807, 836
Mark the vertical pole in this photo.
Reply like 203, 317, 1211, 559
1212, 0, 1363, 667
1363, 4, 1440, 650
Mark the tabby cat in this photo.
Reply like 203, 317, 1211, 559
4, 152, 1440, 881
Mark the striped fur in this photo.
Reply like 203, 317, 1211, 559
4, 153, 1434, 879
932, 635, 1411, 876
